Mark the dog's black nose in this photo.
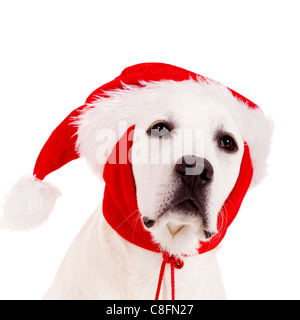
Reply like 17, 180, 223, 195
175, 155, 214, 188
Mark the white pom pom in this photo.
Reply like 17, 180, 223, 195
1, 176, 61, 230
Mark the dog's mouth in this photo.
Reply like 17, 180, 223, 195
142, 197, 215, 239
142, 197, 200, 229
165, 198, 199, 237
172, 198, 200, 215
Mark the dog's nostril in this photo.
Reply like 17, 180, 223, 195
142, 217, 155, 228
200, 166, 213, 181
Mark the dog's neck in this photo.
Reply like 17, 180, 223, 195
97, 212, 226, 299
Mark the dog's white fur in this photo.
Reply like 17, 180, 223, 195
2, 79, 272, 299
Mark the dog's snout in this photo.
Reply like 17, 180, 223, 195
175, 155, 214, 187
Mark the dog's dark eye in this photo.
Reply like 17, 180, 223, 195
219, 134, 237, 152
148, 121, 171, 137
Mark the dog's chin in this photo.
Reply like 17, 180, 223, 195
147, 211, 209, 256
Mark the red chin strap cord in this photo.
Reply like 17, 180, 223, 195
155, 253, 184, 300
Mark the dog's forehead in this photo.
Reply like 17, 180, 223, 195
139, 90, 236, 129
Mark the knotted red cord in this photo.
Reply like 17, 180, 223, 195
155, 252, 184, 300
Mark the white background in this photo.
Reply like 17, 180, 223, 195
0, 0, 299, 300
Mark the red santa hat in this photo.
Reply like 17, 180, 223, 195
1, 62, 272, 233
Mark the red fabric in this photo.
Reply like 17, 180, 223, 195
103, 126, 253, 257
86, 63, 258, 108
102, 126, 160, 252
33, 106, 85, 180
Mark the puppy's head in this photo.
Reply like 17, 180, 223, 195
75, 78, 272, 255
131, 89, 244, 255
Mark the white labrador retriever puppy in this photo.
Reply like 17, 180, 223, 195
1, 63, 272, 300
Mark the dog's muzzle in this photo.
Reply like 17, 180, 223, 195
143, 155, 215, 239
